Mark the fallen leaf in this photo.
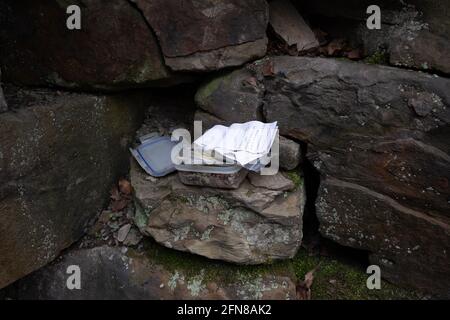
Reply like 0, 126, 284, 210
326, 38, 347, 56
110, 186, 121, 201
262, 60, 275, 77
305, 269, 315, 288
111, 199, 128, 212
118, 178, 132, 195
296, 264, 320, 300
244, 77, 258, 87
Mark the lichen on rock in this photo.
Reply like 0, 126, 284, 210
131, 159, 306, 265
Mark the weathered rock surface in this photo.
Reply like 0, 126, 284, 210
131, 160, 305, 264
6, 245, 296, 300
263, 57, 450, 218
317, 177, 450, 297
136, 88, 197, 138
299, 0, 450, 74
0, 69, 6, 113
279, 136, 302, 170
388, 0, 450, 74
133, 0, 269, 72
0, 0, 268, 85
248, 172, 294, 191
196, 68, 265, 123
194, 56, 450, 296
0, 88, 148, 289
0, 0, 179, 90
269, 0, 319, 52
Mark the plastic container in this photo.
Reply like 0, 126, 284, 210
130, 135, 178, 177
175, 164, 248, 189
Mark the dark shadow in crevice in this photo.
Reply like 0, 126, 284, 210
299, 142, 371, 269
299, 141, 321, 245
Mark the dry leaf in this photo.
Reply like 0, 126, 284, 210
111, 199, 128, 212
326, 38, 347, 56
110, 186, 121, 201
118, 178, 132, 195
244, 77, 258, 87
296, 264, 320, 300
304, 269, 315, 289
262, 60, 275, 77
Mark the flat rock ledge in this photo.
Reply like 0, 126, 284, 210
8, 245, 296, 300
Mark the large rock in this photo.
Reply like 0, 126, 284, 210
269, 0, 319, 52
194, 56, 450, 296
263, 57, 450, 218
6, 245, 297, 300
299, 0, 450, 74
0, 0, 179, 90
131, 161, 305, 264
196, 68, 265, 123
362, 0, 450, 74
388, 0, 450, 74
0, 87, 148, 289
279, 136, 302, 170
133, 0, 269, 72
317, 177, 450, 297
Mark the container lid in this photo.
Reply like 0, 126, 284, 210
130, 136, 178, 177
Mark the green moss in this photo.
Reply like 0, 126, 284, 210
364, 51, 389, 65
195, 77, 223, 105
172, 195, 190, 204
286, 170, 303, 189
140, 240, 422, 299
195, 71, 235, 106
290, 250, 423, 300
133, 201, 148, 230
141, 240, 289, 284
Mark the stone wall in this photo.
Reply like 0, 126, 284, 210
195, 56, 450, 296
0, 0, 449, 298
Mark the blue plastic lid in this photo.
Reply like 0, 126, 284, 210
130, 136, 178, 177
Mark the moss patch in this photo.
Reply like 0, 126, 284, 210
364, 51, 389, 65
195, 76, 223, 105
141, 241, 423, 299
141, 240, 290, 284
195, 71, 235, 106
285, 170, 303, 189
291, 250, 423, 300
